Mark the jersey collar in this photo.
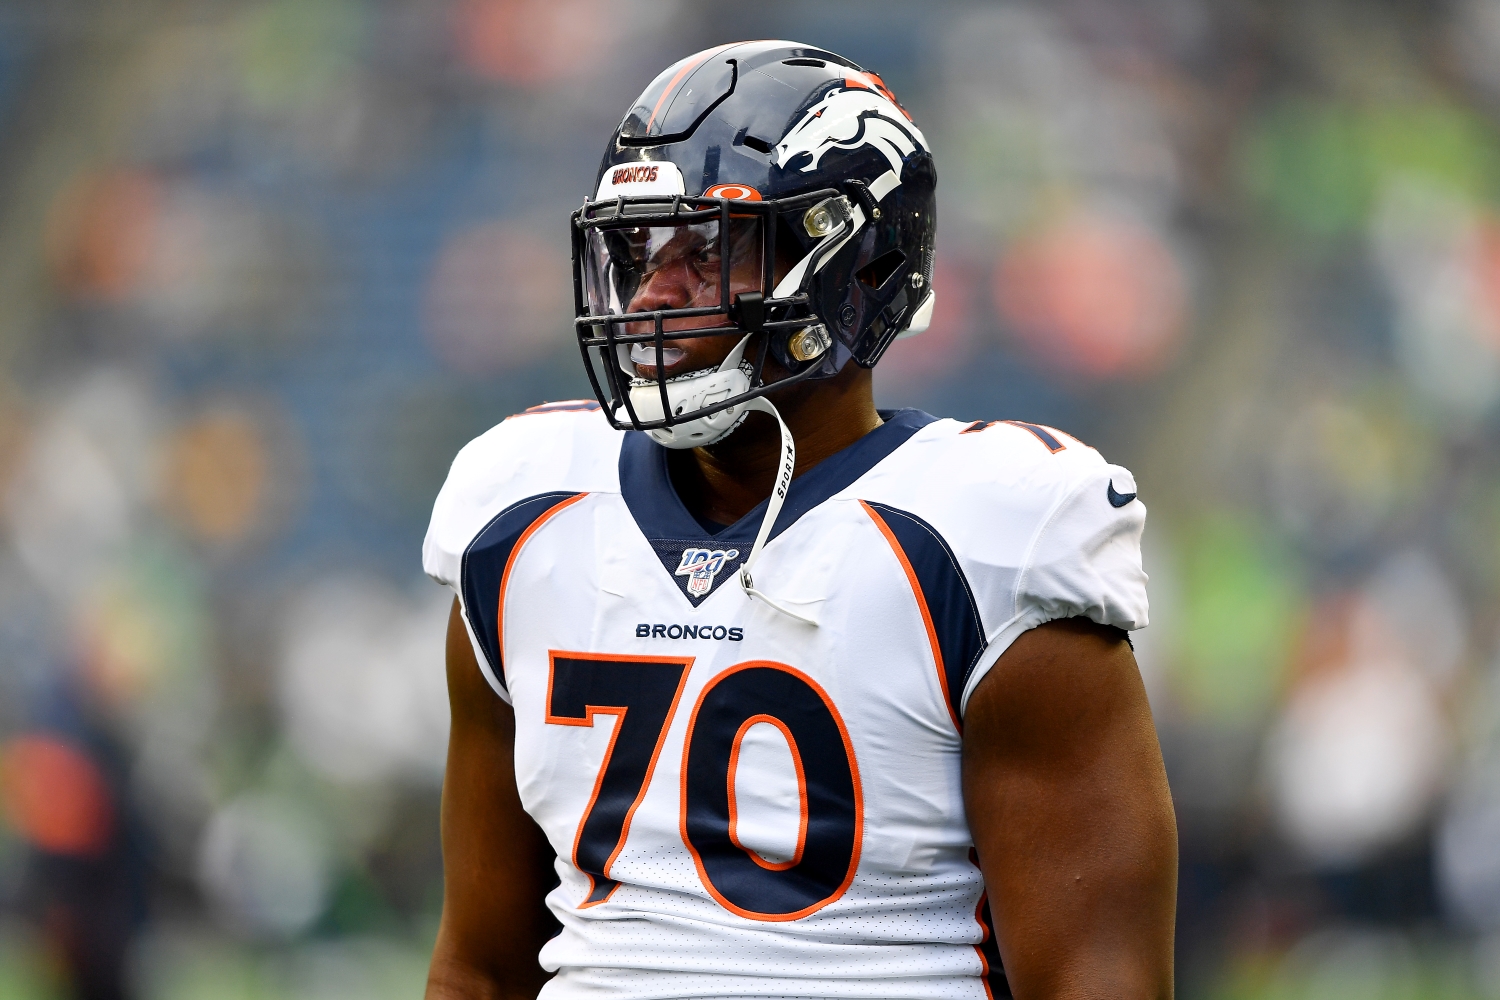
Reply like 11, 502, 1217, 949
619, 408, 938, 605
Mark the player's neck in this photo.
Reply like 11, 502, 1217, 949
667, 366, 882, 527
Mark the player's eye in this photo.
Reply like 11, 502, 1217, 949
693, 240, 723, 267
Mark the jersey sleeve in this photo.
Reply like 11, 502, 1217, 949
421, 402, 621, 705
423, 430, 515, 703
422, 430, 493, 592
422, 403, 608, 592
959, 462, 1149, 713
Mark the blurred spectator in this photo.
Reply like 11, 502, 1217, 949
3, 679, 149, 1000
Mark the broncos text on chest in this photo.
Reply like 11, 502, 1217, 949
635, 623, 744, 641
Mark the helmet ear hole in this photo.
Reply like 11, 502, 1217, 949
856, 249, 907, 292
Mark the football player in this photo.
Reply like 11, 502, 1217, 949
424, 41, 1176, 1000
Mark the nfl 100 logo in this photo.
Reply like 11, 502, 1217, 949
675, 548, 740, 597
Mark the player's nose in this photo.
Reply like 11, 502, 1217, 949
627, 261, 697, 315
625, 264, 728, 378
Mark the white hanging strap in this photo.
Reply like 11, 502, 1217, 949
736, 397, 817, 626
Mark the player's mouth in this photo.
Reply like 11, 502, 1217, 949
630, 343, 687, 371
629, 337, 735, 379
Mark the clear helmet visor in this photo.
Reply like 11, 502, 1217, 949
583, 217, 764, 331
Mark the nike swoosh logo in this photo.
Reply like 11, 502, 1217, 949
1107, 481, 1137, 508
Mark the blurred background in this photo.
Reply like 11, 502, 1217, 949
0, 0, 1498, 997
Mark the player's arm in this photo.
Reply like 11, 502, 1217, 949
962, 617, 1177, 1000
425, 598, 555, 1000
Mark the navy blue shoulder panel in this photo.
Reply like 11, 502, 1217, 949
460, 492, 581, 690
864, 502, 987, 723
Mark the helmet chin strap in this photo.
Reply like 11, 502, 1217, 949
628, 334, 754, 450
735, 396, 817, 627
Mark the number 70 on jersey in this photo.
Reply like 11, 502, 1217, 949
545, 651, 863, 921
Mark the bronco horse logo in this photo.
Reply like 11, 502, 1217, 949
675, 547, 740, 598
772, 76, 928, 179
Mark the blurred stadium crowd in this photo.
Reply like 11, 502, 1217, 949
0, 0, 1499, 997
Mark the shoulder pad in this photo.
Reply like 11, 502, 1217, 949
422, 401, 619, 590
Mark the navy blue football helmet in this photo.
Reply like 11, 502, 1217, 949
571, 40, 937, 445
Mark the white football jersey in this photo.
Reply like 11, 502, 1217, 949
423, 402, 1148, 1000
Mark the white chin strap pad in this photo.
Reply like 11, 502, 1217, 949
622, 335, 752, 449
